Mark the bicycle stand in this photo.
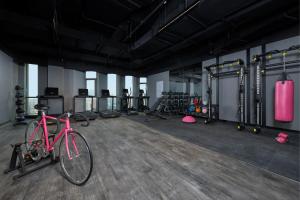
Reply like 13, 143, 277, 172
4, 137, 59, 180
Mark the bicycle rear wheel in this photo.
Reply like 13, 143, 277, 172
25, 119, 44, 157
59, 131, 93, 185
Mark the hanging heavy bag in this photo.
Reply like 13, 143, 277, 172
274, 52, 294, 122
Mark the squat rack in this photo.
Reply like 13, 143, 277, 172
205, 59, 247, 128
250, 45, 300, 133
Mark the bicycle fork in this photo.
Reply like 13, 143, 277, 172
65, 130, 80, 160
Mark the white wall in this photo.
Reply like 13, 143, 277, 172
0, 50, 18, 124
66, 69, 85, 112
148, 71, 170, 107
46, 66, 85, 114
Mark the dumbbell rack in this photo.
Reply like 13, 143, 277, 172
14, 85, 27, 126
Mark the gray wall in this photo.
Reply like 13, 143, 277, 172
38, 66, 48, 96
97, 73, 108, 111
201, 36, 300, 131
46, 66, 65, 114
218, 50, 247, 122
0, 50, 18, 124
148, 71, 170, 107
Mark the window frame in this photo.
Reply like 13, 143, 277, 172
25, 64, 39, 116
139, 77, 147, 95
85, 71, 97, 111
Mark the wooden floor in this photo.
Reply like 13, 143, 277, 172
0, 117, 299, 200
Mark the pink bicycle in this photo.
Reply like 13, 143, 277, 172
24, 104, 93, 185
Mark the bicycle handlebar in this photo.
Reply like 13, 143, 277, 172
57, 112, 90, 127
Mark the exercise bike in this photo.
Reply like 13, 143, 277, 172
5, 104, 93, 185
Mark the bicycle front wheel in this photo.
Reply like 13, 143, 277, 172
59, 131, 93, 185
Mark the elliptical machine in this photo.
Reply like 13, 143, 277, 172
120, 89, 138, 115
137, 90, 150, 112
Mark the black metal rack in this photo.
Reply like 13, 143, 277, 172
205, 59, 247, 128
250, 45, 300, 133
14, 85, 27, 126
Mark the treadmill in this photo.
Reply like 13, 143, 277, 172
97, 89, 121, 118
73, 89, 98, 121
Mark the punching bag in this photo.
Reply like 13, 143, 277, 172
275, 80, 294, 122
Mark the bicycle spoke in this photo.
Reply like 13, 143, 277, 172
59, 131, 93, 185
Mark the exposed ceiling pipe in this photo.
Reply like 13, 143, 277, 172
112, 0, 133, 10
82, 13, 119, 31
158, 0, 205, 33
124, 0, 142, 8
131, 0, 204, 49
140, 6, 298, 74
142, 0, 273, 62
283, 13, 298, 21
187, 14, 207, 28
124, 0, 167, 41
81, 0, 119, 31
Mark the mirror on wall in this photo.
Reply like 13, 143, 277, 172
169, 66, 202, 97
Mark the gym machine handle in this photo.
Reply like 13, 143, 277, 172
73, 113, 90, 127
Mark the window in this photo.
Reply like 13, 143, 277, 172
26, 64, 38, 115
107, 74, 117, 109
139, 77, 147, 96
125, 76, 133, 95
85, 71, 96, 111
86, 80, 96, 96
86, 71, 97, 79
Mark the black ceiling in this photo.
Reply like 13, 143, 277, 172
0, 0, 298, 75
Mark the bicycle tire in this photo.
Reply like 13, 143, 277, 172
24, 119, 42, 150
25, 117, 60, 144
59, 131, 93, 185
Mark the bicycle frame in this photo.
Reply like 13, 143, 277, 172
28, 112, 78, 160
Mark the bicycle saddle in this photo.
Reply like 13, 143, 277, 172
34, 104, 49, 111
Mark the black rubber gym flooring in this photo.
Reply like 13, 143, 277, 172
127, 115, 300, 182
